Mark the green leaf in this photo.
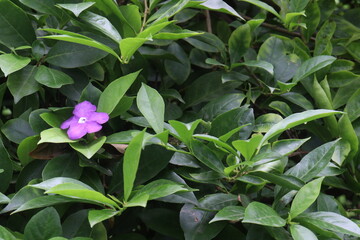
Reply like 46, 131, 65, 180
42, 153, 82, 180
98, 70, 140, 114
249, 171, 304, 190
232, 134, 263, 161
232, 60, 274, 75
137, 83, 165, 134
164, 42, 191, 85
194, 134, 238, 156
253, 114, 283, 133
31, 177, 94, 191
57, 2, 95, 17
1, 186, 43, 214
148, 0, 190, 23
7, 65, 39, 103
125, 193, 149, 208
119, 37, 148, 63
210, 206, 245, 223
132, 179, 189, 200
292, 56, 336, 82
46, 183, 119, 208
123, 130, 145, 201
241, 0, 281, 19
289, 177, 324, 220
296, 212, 360, 237
19, 0, 68, 24
88, 209, 119, 228
258, 110, 341, 148
290, 225, 318, 240
38, 128, 76, 144
0, 54, 31, 77
243, 202, 286, 227
0, 138, 12, 192
192, 0, 243, 19
345, 88, 360, 122
190, 139, 225, 174
286, 140, 338, 181
0, 226, 16, 240
1, 118, 35, 144
314, 21, 336, 56
79, 11, 122, 42
180, 203, 226, 240
200, 193, 239, 211
0, 0, 36, 48
45, 41, 109, 68
24, 207, 62, 240
338, 114, 359, 161
41, 31, 119, 61
13, 195, 80, 213
35, 66, 74, 88
272, 138, 309, 156
228, 23, 251, 64
70, 136, 106, 159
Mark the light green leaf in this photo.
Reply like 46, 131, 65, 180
232, 134, 263, 161
243, 201, 286, 227
0, 54, 31, 77
57, 2, 95, 17
0, 226, 16, 240
70, 136, 106, 159
137, 83, 165, 134
88, 209, 119, 228
35, 66, 73, 88
228, 23, 251, 64
119, 37, 149, 63
258, 110, 341, 148
232, 60, 274, 75
123, 130, 145, 201
290, 225, 318, 240
296, 212, 360, 237
97, 70, 140, 114
38, 128, 76, 144
46, 183, 119, 208
210, 206, 245, 223
289, 177, 324, 220
241, 0, 281, 19
148, 0, 190, 23
31, 177, 94, 191
292, 55, 336, 82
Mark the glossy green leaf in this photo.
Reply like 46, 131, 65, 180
97, 70, 140, 114
0, 138, 12, 192
70, 136, 106, 159
123, 130, 145, 201
345, 88, 360, 122
132, 179, 189, 200
200, 193, 239, 211
193, 0, 243, 19
137, 83, 165, 134
253, 114, 283, 133
1, 118, 35, 144
272, 138, 309, 156
190, 139, 225, 174
119, 37, 148, 63
232, 60, 274, 75
241, 0, 281, 19
314, 21, 336, 56
289, 177, 324, 220
338, 114, 359, 161
243, 201, 286, 227
0, 0, 36, 48
296, 212, 360, 237
290, 225, 318, 240
210, 206, 245, 223
38, 128, 76, 144
229, 23, 251, 64
46, 183, 119, 208
88, 209, 119, 228
0, 226, 16, 240
148, 0, 190, 23
249, 171, 304, 190
57, 2, 95, 17
232, 134, 263, 161
194, 134, 237, 156
286, 140, 338, 181
24, 207, 62, 240
292, 56, 336, 82
165, 42, 191, 85
31, 177, 94, 191
258, 110, 341, 148
7, 65, 39, 103
42, 153, 82, 180
0, 54, 31, 77
35, 66, 74, 88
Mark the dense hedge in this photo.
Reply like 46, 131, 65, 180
0, 0, 360, 239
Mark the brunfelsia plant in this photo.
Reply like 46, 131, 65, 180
0, 0, 360, 239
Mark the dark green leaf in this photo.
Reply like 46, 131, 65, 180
243, 201, 286, 227
35, 66, 74, 88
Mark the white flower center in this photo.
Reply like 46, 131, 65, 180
78, 117, 87, 124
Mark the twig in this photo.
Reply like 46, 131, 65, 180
140, 0, 149, 32
205, 10, 212, 33
242, 15, 316, 41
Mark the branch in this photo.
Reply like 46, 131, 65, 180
205, 10, 213, 33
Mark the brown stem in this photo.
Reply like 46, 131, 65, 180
242, 15, 316, 41
205, 10, 212, 33
140, 0, 149, 32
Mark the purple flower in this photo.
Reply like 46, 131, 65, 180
60, 101, 109, 140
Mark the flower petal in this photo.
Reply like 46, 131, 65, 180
73, 101, 96, 117
88, 112, 109, 124
60, 116, 78, 130
67, 124, 87, 140
86, 121, 102, 133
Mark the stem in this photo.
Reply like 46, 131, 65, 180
140, 0, 149, 32
242, 15, 316, 41
205, 10, 212, 33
